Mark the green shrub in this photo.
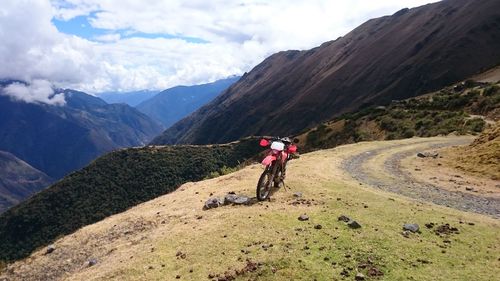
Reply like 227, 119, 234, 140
465, 118, 486, 133
484, 85, 499, 96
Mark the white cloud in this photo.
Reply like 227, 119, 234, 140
2, 80, 65, 105
0, 0, 439, 100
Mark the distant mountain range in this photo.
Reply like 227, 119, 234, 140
98, 90, 159, 106
0, 85, 164, 180
152, 0, 500, 145
0, 151, 53, 213
136, 77, 240, 128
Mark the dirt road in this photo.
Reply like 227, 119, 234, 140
341, 136, 500, 218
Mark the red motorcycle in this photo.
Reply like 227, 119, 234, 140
256, 137, 298, 201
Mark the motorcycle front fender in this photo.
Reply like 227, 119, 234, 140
261, 155, 277, 166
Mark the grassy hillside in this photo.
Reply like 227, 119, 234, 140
299, 81, 500, 151
1, 138, 498, 280
0, 138, 264, 262
441, 122, 500, 180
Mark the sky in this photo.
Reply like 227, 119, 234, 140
0, 0, 439, 105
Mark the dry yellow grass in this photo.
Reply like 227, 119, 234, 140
1, 137, 499, 281
440, 122, 500, 180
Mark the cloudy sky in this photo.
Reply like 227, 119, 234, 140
0, 0, 438, 104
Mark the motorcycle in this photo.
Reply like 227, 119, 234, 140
256, 137, 298, 201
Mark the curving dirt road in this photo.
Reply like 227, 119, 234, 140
341, 136, 500, 218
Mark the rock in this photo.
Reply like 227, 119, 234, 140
203, 197, 221, 210
298, 214, 309, 221
403, 223, 420, 233
224, 194, 251, 205
347, 220, 361, 229
88, 258, 97, 267
46, 244, 55, 254
417, 151, 439, 158
355, 272, 366, 280
338, 215, 350, 222
233, 195, 250, 205
293, 192, 303, 198
465, 187, 474, 191
314, 224, 323, 230
223, 194, 239, 204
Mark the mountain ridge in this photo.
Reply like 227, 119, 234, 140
0, 85, 164, 179
153, 0, 500, 145
136, 77, 240, 128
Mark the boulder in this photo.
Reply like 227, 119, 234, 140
298, 214, 309, 221
355, 272, 366, 280
338, 215, 350, 222
347, 220, 362, 229
224, 194, 251, 205
46, 244, 55, 254
403, 223, 420, 233
417, 152, 439, 158
203, 197, 221, 210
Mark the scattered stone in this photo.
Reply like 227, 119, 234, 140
175, 275, 181, 279
46, 244, 55, 254
425, 223, 435, 229
196, 215, 203, 220
355, 272, 366, 280
465, 187, 474, 191
203, 197, 221, 210
314, 224, 323, 230
233, 195, 251, 205
293, 192, 303, 198
224, 194, 251, 205
298, 214, 309, 221
338, 215, 350, 222
148, 266, 154, 270
401, 231, 410, 238
223, 194, 238, 205
347, 220, 361, 229
417, 151, 439, 158
88, 258, 98, 267
403, 223, 420, 233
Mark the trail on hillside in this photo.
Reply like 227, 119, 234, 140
341, 137, 500, 218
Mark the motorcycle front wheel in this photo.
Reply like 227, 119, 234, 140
256, 165, 275, 201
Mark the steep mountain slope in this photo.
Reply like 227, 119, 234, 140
153, 0, 500, 145
0, 151, 52, 213
297, 80, 500, 151
0, 138, 264, 262
1, 137, 498, 280
0, 86, 164, 179
98, 90, 158, 106
136, 77, 239, 128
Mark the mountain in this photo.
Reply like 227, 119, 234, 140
152, 0, 500, 145
0, 86, 164, 179
0, 138, 264, 261
136, 77, 240, 128
0, 151, 53, 213
98, 90, 159, 106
